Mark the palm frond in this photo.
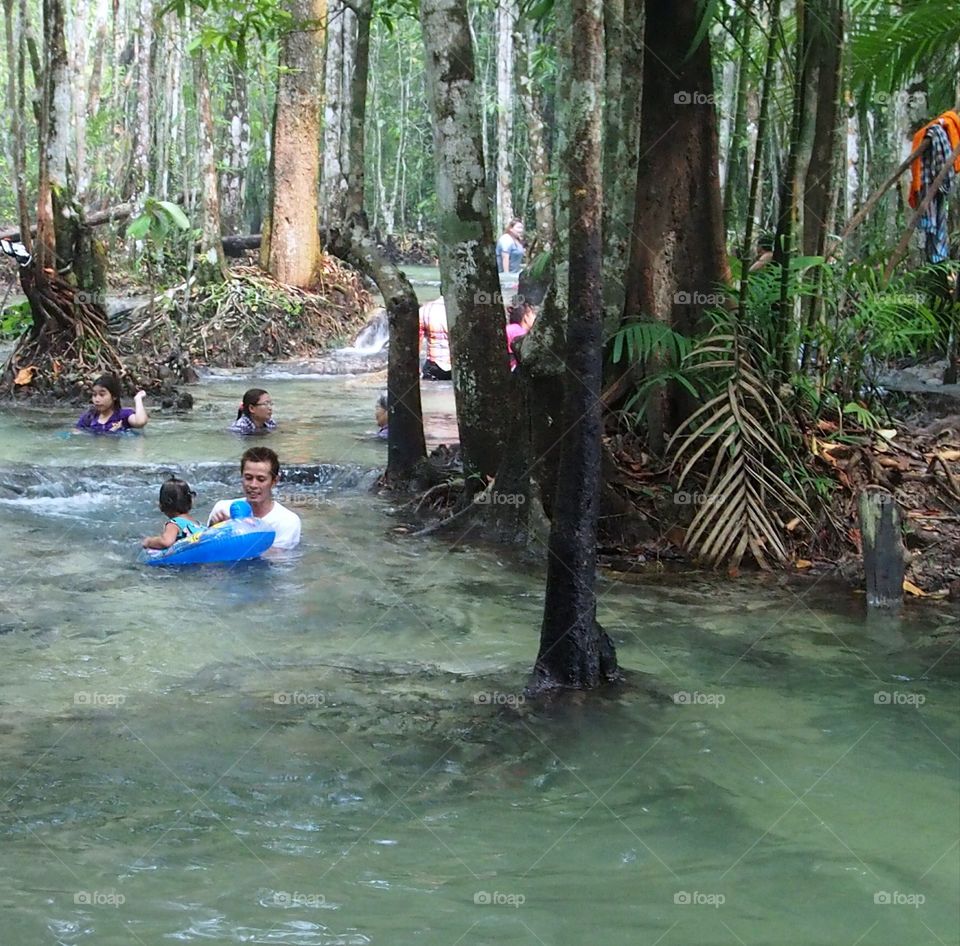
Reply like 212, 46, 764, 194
668, 336, 813, 570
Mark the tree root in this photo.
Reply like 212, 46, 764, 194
118, 262, 372, 367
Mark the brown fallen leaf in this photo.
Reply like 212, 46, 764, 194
795, 559, 813, 569
902, 579, 927, 597
13, 365, 36, 386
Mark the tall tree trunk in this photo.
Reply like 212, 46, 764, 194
35, 0, 72, 274
3, 0, 30, 246
625, 0, 729, 455
494, 0, 515, 232
319, 0, 356, 233
602, 0, 643, 335
265, 0, 325, 287
532, 0, 618, 692
128, 0, 153, 199
221, 61, 250, 234
321, 0, 427, 483
772, 0, 809, 374
723, 4, 753, 232
1, 0, 120, 398
799, 0, 843, 363
193, 50, 227, 283
515, 22, 553, 252
420, 0, 510, 481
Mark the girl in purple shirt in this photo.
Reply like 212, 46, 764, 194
75, 373, 149, 434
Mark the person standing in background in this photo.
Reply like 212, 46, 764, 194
496, 218, 525, 308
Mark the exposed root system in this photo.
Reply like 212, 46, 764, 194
119, 260, 372, 367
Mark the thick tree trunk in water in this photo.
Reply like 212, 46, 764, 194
266, 0, 325, 288
531, 0, 618, 693
420, 0, 510, 481
625, 0, 729, 455
321, 0, 425, 482
36, 0, 70, 273
193, 51, 227, 284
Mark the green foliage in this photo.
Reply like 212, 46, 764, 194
128, 199, 192, 241
849, 0, 960, 111
810, 263, 947, 409
611, 321, 691, 367
162, 0, 292, 65
0, 300, 32, 339
608, 320, 698, 420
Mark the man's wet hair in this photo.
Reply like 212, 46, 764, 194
241, 446, 280, 478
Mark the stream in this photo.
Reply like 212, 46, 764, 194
0, 279, 957, 944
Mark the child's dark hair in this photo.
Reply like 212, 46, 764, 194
159, 477, 195, 516
93, 373, 123, 409
376, 392, 388, 411
237, 388, 269, 420
507, 297, 530, 325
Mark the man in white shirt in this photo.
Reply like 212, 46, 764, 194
208, 446, 302, 550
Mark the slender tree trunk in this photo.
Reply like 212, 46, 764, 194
494, 0, 515, 232
35, 0, 72, 274
321, 0, 427, 483
319, 0, 355, 233
3, 0, 30, 246
532, 0, 618, 692
193, 50, 227, 283
128, 0, 153, 199
737, 0, 779, 319
625, 0, 729, 454
221, 61, 250, 234
799, 0, 843, 364
772, 0, 809, 374
515, 22, 553, 252
602, 0, 643, 334
723, 4, 753, 231
420, 0, 510, 481
265, 0, 325, 287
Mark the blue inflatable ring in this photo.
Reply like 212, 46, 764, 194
141, 501, 276, 566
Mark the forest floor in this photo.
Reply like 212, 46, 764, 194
602, 366, 960, 601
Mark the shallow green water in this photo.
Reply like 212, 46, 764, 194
0, 375, 957, 946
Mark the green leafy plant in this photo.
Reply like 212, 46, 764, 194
609, 320, 698, 419
0, 300, 33, 339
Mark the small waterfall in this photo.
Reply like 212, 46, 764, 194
348, 308, 389, 355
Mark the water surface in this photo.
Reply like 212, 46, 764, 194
0, 374, 956, 946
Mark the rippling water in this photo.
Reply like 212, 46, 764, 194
0, 376, 957, 946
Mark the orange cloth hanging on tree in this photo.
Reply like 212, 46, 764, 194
908, 109, 960, 208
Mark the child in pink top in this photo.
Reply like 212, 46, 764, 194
505, 300, 538, 370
